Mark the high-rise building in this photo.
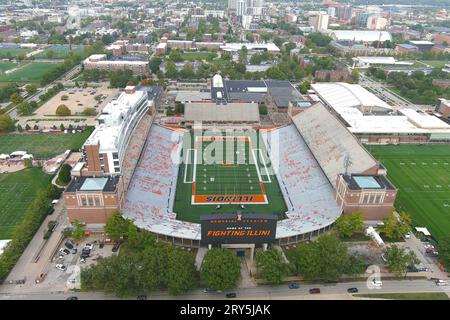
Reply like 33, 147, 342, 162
336, 6, 352, 21
237, 0, 247, 16
309, 14, 329, 32
228, 0, 238, 10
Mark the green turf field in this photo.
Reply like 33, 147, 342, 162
181, 51, 217, 61
174, 131, 287, 222
0, 168, 52, 239
0, 62, 62, 82
367, 144, 450, 242
0, 48, 32, 58
33, 46, 84, 59
419, 60, 449, 68
0, 62, 19, 74
0, 127, 94, 159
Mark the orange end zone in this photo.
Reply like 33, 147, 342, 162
193, 194, 267, 204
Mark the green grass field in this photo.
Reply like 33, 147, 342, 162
181, 51, 217, 61
0, 127, 94, 159
0, 168, 52, 239
355, 292, 449, 300
0, 48, 32, 58
173, 132, 287, 222
0, 62, 19, 74
0, 62, 62, 82
419, 60, 449, 68
33, 46, 84, 60
367, 144, 450, 242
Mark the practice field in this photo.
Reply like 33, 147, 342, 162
0, 168, 52, 239
33, 45, 85, 59
0, 62, 62, 82
174, 131, 287, 222
367, 144, 450, 242
0, 62, 19, 74
0, 48, 32, 58
0, 127, 94, 159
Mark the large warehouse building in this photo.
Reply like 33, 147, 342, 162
312, 82, 450, 144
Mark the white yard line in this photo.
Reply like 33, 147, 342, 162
256, 148, 271, 183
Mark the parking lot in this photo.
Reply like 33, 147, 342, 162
46, 235, 118, 290
16, 86, 119, 129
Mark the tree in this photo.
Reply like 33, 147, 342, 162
149, 57, 163, 73
165, 60, 178, 79
17, 101, 33, 115
57, 163, 72, 185
179, 63, 195, 79
25, 84, 37, 95
290, 234, 350, 281
239, 46, 247, 63
298, 80, 311, 94
10, 92, 24, 105
82, 107, 97, 116
379, 212, 411, 240
335, 211, 364, 238
56, 104, 71, 116
284, 42, 296, 53
167, 249, 197, 295
104, 211, 131, 242
351, 68, 359, 83
437, 235, 450, 270
201, 248, 240, 291
255, 248, 288, 284
259, 104, 268, 115
72, 220, 85, 241
0, 114, 15, 132
384, 245, 418, 276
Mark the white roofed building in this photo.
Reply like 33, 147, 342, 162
329, 30, 392, 43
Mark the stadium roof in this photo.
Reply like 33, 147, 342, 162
185, 102, 260, 122
292, 103, 379, 187
329, 30, 392, 42
311, 82, 392, 112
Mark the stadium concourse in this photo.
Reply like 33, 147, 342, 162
122, 123, 341, 247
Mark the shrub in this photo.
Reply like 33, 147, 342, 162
82, 107, 97, 116
61, 95, 69, 101
56, 104, 71, 116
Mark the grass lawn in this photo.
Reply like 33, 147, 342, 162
0, 48, 32, 58
34, 46, 84, 60
0, 127, 94, 159
419, 60, 449, 68
0, 62, 19, 74
0, 62, 62, 83
173, 131, 287, 222
354, 292, 449, 300
181, 51, 217, 61
366, 144, 450, 242
0, 168, 52, 239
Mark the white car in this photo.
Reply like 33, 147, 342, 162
372, 280, 383, 287
423, 244, 435, 250
59, 248, 70, 255
435, 280, 448, 286
55, 264, 66, 271
404, 233, 411, 239
84, 243, 94, 251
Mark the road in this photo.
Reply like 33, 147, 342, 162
1, 279, 448, 300
358, 72, 419, 110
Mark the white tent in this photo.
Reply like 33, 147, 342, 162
415, 227, 431, 237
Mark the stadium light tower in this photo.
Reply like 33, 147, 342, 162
343, 153, 352, 176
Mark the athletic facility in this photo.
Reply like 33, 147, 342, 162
123, 123, 341, 247
184, 134, 270, 205
174, 131, 287, 222
368, 144, 450, 241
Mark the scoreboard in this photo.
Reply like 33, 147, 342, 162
200, 213, 277, 245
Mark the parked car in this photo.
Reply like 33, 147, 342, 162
347, 287, 358, 293
112, 242, 121, 252
84, 243, 94, 251
403, 233, 411, 239
225, 292, 237, 298
66, 296, 78, 300
55, 264, 66, 271
288, 283, 300, 289
435, 279, 448, 286
59, 248, 70, 255
309, 288, 321, 294
65, 242, 74, 250
381, 254, 388, 263
416, 267, 429, 272
424, 244, 435, 250
137, 295, 147, 300
71, 248, 77, 254
407, 265, 419, 272
47, 207, 55, 215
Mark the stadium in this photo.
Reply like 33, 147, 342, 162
121, 121, 341, 247
67, 79, 396, 248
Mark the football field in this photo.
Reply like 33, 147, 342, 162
367, 144, 450, 242
174, 131, 287, 222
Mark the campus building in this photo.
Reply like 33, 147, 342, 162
81, 86, 150, 175
83, 54, 150, 76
